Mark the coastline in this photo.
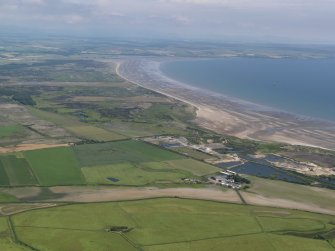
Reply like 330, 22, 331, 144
115, 57, 335, 150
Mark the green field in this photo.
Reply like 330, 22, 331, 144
82, 163, 191, 185
10, 198, 335, 251
1, 156, 37, 186
74, 140, 184, 167
0, 217, 29, 250
66, 125, 126, 141
144, 234, 332, 251
173, 146, 215, 160
82, 159, 219, 185
146, 159, 219, 176
0, 192, 18, 203
24, 147, 85, 186
242, 176, 335, 212
30, 108, 126, 141
0, 162, 10, 186
78, 141, 219, 185
107, 119, 187, 137
0, 125, 23, 138
0, 141, 220, 187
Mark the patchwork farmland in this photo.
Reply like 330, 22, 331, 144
0, 140, 220, 187
4, 198, 335, 251
1, 42, 335, 251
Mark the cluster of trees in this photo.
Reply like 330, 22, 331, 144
0, 88, 36, 106
12, 93, 36, 105
233, 175, 250, 184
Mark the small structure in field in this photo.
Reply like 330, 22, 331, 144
105, 226, 133, 233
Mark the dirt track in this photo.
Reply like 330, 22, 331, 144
241, 192, 335, 215
3, 185, 335, 215
0, 143, 69, 153
48, 186, 335, 215
49, 187, 242, 204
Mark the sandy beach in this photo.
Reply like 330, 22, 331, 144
115, 58, 335, 150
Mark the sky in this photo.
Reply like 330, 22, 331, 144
0, 0, 335, 44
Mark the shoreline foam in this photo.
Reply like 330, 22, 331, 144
115, 57, 335, 150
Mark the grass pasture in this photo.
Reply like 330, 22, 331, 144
82, 159, 219, 185
0, 125, 23, 138
66, 125, 126, 141
29, 107, 126, 141
0, 217, 29, 250
257, 216, 325, 232
173, 146, 215, 160
107, 120, 187, 137
82, 163, 191, 185
0, 140, 219, 187
0, 192, 18, 203
24, 147, 85, 186
144, 234, 333, 251
14, 228, 137, 251
0, 162, 10, 186
74, 140, 184, 167
242, 176, 335, 213
11, 198, 335, 251
78, 140, 219, 185
145, 159, 220, 176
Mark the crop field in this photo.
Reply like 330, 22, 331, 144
78, 141, 219, 185
0, 156, 37, 186
10, 198, 335, 251
74, 141, 185, 167
0, 124, 30, 148
172, 146, 214, 160
82, 163, 189, 185
0, 125, 23, 138
81, 160, 214, 186
0, 140, 218, 187
0, 162, 10, 186
66, 125, 126, 141
148, 159, 219, 176
24, 147, 85, 186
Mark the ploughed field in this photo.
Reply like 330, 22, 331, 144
0, 140, 219, 187
0, 198, 334, 251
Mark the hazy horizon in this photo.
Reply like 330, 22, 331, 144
1, 0, 335, 45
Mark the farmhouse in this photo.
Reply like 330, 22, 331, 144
209, 171, 247, 189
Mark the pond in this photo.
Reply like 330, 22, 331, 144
231, 162, 307, 183
107, 177, 120, 182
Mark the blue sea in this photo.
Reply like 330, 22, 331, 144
160, 57, 335, 122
